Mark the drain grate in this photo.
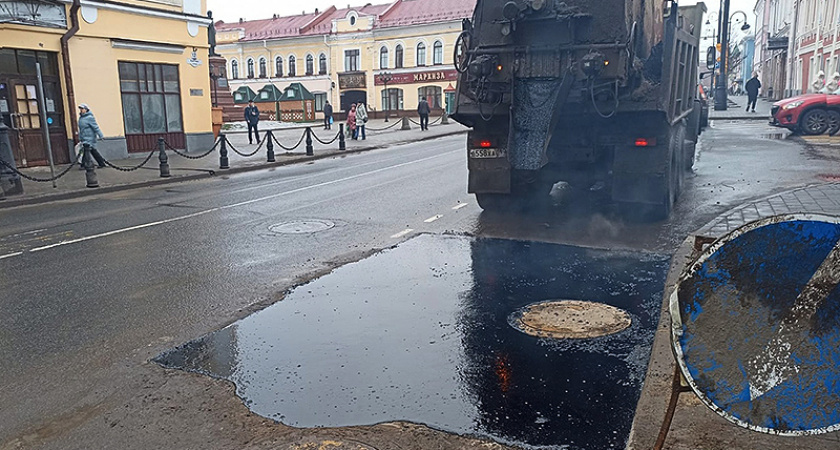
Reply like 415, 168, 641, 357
509, 300, 632, 339
269, 220, 335, 234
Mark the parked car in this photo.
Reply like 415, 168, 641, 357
770, 93, 840, 135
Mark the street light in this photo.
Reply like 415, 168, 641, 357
377, 71, 393, 122
714, 1, 752, 110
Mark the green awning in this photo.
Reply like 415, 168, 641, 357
232, 86, 257, 104
281, 82, 315, 101
255, 84, 284, 102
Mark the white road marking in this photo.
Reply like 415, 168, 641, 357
424, 215, 443, 223
0, 251, 23, 260
452, 203, 468, 210
14, 152, 452, 254
390, 229, 414, 239
747, 238, 840, 400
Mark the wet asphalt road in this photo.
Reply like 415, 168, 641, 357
0, 120, 834, 448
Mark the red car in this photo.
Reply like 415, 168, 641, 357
770, 93, 840, 135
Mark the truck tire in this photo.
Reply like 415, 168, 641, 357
684, 140, 696, 171
801, 108, 830, 135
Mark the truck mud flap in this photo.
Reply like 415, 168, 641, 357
508, 74, 574, 171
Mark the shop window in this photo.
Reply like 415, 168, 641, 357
247, 58, 254, 78
275, 56, 283, 77
314, 92, 327, 112
0, 49, 58, 76
231, 60, 239, 79
306, 54, 314, 76
395, 45, 404, 69
418, 86, 442, 109
416, 43, 426, 67
118, 61, 183, 135
433, 41, 444, 65
345, 49, 360, 72
259, 57, 266, 78
288, 55, 296, 77
382, 88, 404, 111
380, 46, 389, 69
319, 54, 327, 75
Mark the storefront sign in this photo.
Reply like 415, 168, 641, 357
375, 69, 458, 86
190, 89, 204, 96
339, 72, 366, 90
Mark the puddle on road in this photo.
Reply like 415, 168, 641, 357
155, 235, 670, 449
762, 132, 791, 140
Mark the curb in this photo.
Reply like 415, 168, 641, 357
709, 115, 771, 121
0, 129, 467, 209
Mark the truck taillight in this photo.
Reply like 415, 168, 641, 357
635, 138, 657, 147
479, 140, 493, 148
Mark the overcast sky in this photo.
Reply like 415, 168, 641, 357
207, 0, 758, 34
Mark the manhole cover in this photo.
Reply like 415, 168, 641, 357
509, 300, 632, 339
269, 220, 335, 234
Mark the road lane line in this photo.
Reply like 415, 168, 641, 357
22, 152, 452, 254
452, 203, 468, 210
390, 229, 413, 239
424, 215, 442, 223
0, 251, 23, 260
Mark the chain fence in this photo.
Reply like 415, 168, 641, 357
100, 148, 157, 172
311, 130, 341, 146
407, 115, 444, 127
365, 120, 402, 132
165, 137, 221, 160
0, 148, 83, 183
271, 130, 307, 151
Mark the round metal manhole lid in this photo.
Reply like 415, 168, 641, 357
269, 220, 335, 234
510, 300, 632, 339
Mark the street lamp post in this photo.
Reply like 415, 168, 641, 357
714, 0, 751, 111
377, 72, 393, 122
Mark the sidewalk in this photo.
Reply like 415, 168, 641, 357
628, 182, 840, 450
708, 94, 774, 121
0, 117, 466, 208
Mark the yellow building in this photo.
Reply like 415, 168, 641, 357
215, 0, 475, 120
1, 0, 213, 167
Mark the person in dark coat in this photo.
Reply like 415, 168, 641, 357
745, 73, 761, 113
417, 97, 431, 130
77, 103, 106, 168
323, 101, 333, 130
244, 100, 260, 143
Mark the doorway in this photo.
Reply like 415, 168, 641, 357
340, 90, 367, 112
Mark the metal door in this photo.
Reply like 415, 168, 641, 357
0, 80, 69, 167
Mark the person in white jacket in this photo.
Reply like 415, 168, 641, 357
355, 103, 368, 140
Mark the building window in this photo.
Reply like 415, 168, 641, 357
275, 56, 283, 77
433, 41, 444, 65
231, 60, 238, 79
306, 54, 314, 76
319, 53, 327, 74
288, 55, 296, 77
350, 15, 356, 26
418, 86, 442, 109
314, 92, 327, 112
247, 58, 254, 78
345, 49, 360, 72
395, 45, 404, 68
118, 61, 183, 135
382, 88, 404, 111
258, 57, 266, 78
380, 46, 389, 69
416, 42, 426, 67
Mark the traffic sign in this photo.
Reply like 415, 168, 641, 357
671, 214, 840, 435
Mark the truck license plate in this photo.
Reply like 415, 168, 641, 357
469, 148, 503, 158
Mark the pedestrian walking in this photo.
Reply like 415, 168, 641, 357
347, 103, 357, 140
745, 72, 761, 113
355, 102, 368, 140
77, 103, 106, 168
244, 100, 260, 144
323, 101, 333, 130
417, 97, 430, 131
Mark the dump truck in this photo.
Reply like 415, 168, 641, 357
451, 0, 706, 218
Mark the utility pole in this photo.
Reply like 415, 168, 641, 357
714, 0, 732, 110
787, 0, 800, 96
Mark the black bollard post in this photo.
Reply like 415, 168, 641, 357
82, 143, 99, 188
266, 130, 275, 162
0, 122, 23, 195
338, 123, 346, 151
305, 127, 314, 156
441, 114, 449, 125
158, 138, 171, 177
219, 134, 230, 169
401, 116, 411, 130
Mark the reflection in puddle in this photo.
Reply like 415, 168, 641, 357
155, 235, 670, 449
762, 132, 791, 140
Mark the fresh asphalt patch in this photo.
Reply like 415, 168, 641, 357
155, 234, 670, 449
